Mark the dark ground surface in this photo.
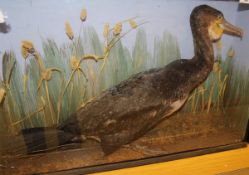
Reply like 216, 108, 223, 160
0, 109, 246, 175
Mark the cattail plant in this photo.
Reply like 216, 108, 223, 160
206, 62, 220, 113
0, 87, 6, 106
65, 21, 74, 41
21, 40, 46, 72
215, 60, 229, 111
215, 40, 222, 61
0, 85, 13, 135
10, 95, 46, 129
61, 55, 99, 105
129, 19, 138, 29
190, 89, 197, 113
113, 22, 122, 36
218, 74, 228, 109
63, 8, 101, 111
227, 48, 235, 58
0, 8, 144, 131
187, 86, 205, 113
1, 52, 22, 133
76, 8, 87, 54
21, 40, 35, 96
61, 8, 142, 110
198, 84, 206, 111
99, 17, 143, 72
103, 23, 110, 53
21, 40, 64, 125
103, 23, 110, 40
2, 52, 16, 88
80, 8, 87, 22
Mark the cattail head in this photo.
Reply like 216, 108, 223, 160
42, 69, 53, 81
227, 48, 235, 58
213, 62, 221, 73
129, 19, 137, 29
80, 8, 87, 22
70, 56, 80, 70
103, 23, 109, 39
0, 88, 6, 105
21, 40, 35, 59
113, 22, 122, 36
65, 21, 74, 40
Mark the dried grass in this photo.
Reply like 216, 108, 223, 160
0, 88, 6, 105
80, 8, 87, 22
113, 22, 122, 36
65, 21, 74, 40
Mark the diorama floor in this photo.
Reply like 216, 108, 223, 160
0, 110, 244, 175
0, 130, 243, 175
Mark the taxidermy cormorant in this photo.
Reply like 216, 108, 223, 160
20, 5, 243, 155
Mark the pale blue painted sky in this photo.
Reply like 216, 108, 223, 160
0, 0, 246, 69
232, 7, 249, 67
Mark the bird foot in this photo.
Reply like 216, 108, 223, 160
86, 136, 101, 143
71, 135, 87, 142
71, 135, 101, 143
123, 144, 167, 156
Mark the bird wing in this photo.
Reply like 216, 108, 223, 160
60, 67, 169, 133
60, 60, 191, 140
88, 69, 165, 123
58, 60, 193, 154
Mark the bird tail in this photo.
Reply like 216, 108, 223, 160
1, 127, 75, 155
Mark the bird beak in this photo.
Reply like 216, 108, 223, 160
222, 19, 243, 39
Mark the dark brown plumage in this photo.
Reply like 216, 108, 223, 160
21, 5, 243, 155
58, 5, 243, 154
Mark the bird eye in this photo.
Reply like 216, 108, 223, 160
217, 15, 223, 20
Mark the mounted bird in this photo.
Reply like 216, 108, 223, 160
20, 5, 243, 155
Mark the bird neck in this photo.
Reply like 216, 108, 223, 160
192, 27, 214, 69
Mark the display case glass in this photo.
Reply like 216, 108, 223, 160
0, 0, 248, 174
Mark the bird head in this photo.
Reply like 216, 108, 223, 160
190, 5, 243, 42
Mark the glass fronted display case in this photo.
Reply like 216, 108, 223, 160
0, 0, 248, 174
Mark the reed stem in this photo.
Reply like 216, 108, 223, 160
45, 81, 54, 124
